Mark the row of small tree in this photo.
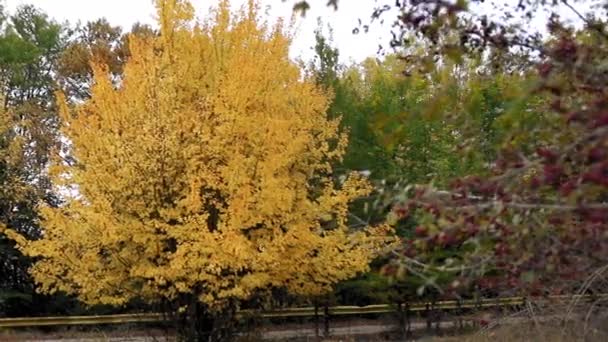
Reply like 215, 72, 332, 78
303, 0, 607, 323
310, 0, 608, 319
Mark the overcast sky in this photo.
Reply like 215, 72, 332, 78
2, 0, 595, 64
4, 0, 397, 64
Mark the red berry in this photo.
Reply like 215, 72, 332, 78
414, 226, 428, 237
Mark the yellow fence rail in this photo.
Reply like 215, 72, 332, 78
0, 294, 605, 328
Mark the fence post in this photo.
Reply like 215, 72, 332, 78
314, 304, 319, 339
323, 304, 330, 337
433, 300, 441, 334
475, 289, 482, 328
398, 302, 406, 339
457, 299, 463, 331
406, 302, 411, 337
495, 296, 501, 322
426, 302, 432, 333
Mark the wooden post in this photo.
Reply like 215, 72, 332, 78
406, 302, 411, 337
314, 304, 319, 339
433, 300, 440, 334
457, 299, 463, 331
323, 304, 330, 337
475, 289, 482, 328
426, 302, 432, 332
398, 302, 406, 339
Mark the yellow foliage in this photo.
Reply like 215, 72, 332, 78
1, 99, 34, 233
10, 0, 391, 308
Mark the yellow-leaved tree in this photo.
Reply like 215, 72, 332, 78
9, 0, 390, 338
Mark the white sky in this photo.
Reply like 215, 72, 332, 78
2, 0, 595, 64
3, 0, 394, 64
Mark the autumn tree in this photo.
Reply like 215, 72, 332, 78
0, 98, 33, 313
8, 0, 389, 339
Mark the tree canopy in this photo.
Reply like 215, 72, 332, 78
7, 0, 390, 313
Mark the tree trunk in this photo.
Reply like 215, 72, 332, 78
166, 295, 237, 342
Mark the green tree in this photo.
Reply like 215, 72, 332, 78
308, 26, 546, 302
381, 3, 608, 305
0, 4, 66, 316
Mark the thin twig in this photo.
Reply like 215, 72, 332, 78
561, 0, 608, 39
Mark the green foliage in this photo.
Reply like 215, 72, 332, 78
309, 25, 547, 301
0, 4, 66, 317
0, 5, 64, 106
